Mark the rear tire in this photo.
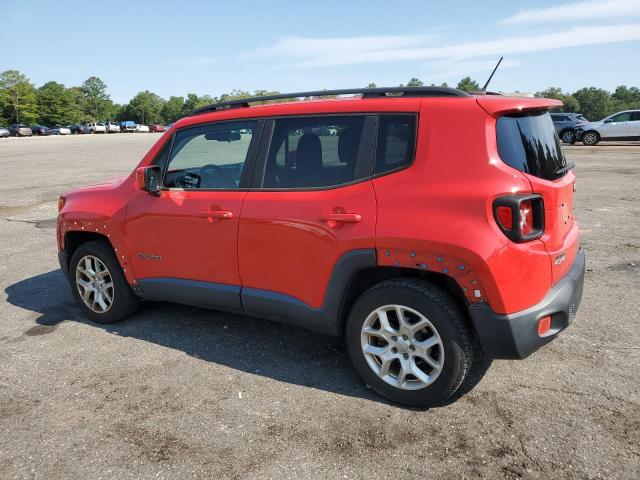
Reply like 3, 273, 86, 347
582, 131, 600, 145
560, 129, 575, 144
346, 278, 475, 408
69, 240, 139, 324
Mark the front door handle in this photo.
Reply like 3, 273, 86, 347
319, 212, 361, 223
200, 209, 234, 219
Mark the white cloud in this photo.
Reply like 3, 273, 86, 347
256, 23, 640, 68
502, 0, 640, 24
425, 59, 523, 81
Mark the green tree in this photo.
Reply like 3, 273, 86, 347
456, 77, 480, 92
0, 70, 38, 124
407, 78, 424, 87
81, 76, 113, 121
572, 87, 615, 120
122, 90, 165, 124
182, 93, 215, 114
36, 81, 82, 125
161, 96, 185, 123
367, 82, 377, 88
535, 87, 580, 113
612, 85, 640, 110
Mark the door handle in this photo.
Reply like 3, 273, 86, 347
200, 209, 234, 219
319, 212, 361, 223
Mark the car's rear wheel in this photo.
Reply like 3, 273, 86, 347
69, 240, 139, 324
582, 131, 600, 145
346, 278, 475, 408
560, 129, 575, 144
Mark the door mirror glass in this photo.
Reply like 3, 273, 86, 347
136, 166, 162, 194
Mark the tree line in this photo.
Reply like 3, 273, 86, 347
1, 69, 639, 127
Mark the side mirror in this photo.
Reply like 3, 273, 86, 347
136, 166, 162, 194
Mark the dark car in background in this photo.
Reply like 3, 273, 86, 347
9, 124, 33, 137
148, 124, 166, 132
0, 127, 9, 138
31, 125, 51, 136
68, 124, 90, 134
119, 120, 138, 133
550, 112, 589, 144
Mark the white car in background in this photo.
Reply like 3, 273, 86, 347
576, 109, 640, 145
87, 122, 107, 134
105, 121, 121, 133
136, 124, 150, 133
50, 126, 71, 135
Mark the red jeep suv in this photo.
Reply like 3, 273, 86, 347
57, 87, 585, 407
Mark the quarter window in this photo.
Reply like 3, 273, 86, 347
375, 115, 417, 175
263, 116, 366, 188
164, 120, 257, 189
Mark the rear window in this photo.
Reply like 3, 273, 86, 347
496, 111, 567, 181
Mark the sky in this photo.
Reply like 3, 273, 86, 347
1, 0, 639, 103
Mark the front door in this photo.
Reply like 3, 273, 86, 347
126, 119, 262, 288
601, 111, 634, 138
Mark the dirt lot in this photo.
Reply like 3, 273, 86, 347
0, 134, 638, 479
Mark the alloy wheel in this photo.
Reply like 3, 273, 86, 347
360, 304, 444, 390
75, 255, 114, 313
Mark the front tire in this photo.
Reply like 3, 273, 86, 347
560, 129, 575, 144
69, 240, 139, 324
582, 131, 600, 145
346, 278, 474, 408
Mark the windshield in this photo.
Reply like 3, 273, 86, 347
496, 111, 567, 181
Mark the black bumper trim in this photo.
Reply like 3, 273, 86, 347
58, 250, 69, 278
469, 248, 585, 359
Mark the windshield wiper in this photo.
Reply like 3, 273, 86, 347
554, 162, 575, 176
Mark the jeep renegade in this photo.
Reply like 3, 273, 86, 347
57, 87, 585, 407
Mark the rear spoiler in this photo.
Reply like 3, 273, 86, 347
476, 96, 562, 117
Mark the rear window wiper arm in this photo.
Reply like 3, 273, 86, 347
554, 162, 575, 176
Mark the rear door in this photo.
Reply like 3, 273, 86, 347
238, 114, 377, 310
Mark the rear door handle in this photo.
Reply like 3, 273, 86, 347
319, 212, 361, 223
200, 209, 234, 219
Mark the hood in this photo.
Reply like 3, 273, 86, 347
64, 175, 129, 196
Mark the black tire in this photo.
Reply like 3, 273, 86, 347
582, 130, 600, 146
559, 129, 575, 144
69, 240, 139, 324
345, 278, 475, 408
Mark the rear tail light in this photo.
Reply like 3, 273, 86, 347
493, 194, 544, 242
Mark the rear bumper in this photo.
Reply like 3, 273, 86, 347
469, 248, 585, 359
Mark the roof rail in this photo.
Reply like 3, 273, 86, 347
188, 86, 470, 116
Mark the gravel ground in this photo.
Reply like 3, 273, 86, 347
0, 134, 639, 479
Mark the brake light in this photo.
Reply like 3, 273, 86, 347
496, 206, 513, 230
493, 195, 544, 242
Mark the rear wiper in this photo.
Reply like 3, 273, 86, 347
554, 162, 575, 176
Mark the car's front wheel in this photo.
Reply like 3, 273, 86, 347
69, 240, 139, 324
346, 278, 475, 408
582, 130, 600, 145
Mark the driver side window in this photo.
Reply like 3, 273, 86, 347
164, 120, 258, 189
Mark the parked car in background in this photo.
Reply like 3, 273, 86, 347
31, 125, 51, 136
148, 124, 165, 132
105, 121, 121, 133
0, 127, 9, 138
50, 126, 71, 135
9, 124, 33, 137
86, 122, 106, 134
119, 121, 137, 133
550, 112, 589, 144
136, 124, 150, 133
575, 110, 640, 145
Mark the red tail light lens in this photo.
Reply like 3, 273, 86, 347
493, 195, 544, 242
496, 206, 513, 230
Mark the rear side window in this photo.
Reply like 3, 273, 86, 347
375, 115, 417, 175
263, 116, 366, 188
496, 111, 567, 181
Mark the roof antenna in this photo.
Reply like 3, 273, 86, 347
481, 56, 503, 92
